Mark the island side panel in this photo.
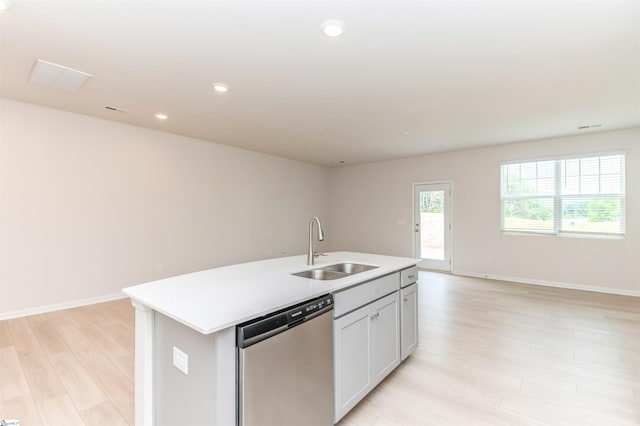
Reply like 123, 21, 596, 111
211, 326, 236, 426
132, 301, 154, 426
154, 312, 236, 426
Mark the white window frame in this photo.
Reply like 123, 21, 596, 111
500, 152, 625, 237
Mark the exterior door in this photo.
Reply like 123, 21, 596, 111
413, 182, 452, 271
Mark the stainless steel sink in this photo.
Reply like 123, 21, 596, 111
321, 263, 378, 274
292, 263, 378, 280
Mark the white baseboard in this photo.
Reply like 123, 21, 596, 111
452, 270, 640, 297
0, 293, 129, 321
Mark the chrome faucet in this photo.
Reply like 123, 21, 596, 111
307, 216, 326, 265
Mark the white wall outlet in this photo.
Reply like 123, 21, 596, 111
173, 346, 189, 375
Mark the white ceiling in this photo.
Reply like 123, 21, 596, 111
1, 1, 639, 167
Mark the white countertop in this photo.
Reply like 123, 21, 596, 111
122, 251, 419, 334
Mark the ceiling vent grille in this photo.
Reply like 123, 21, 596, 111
105, 106, 128, 113
28, 59, 91, 93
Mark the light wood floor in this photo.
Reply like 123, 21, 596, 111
0, 298, 135, 425
1, 272, 639, 425
339, 272, 640, 426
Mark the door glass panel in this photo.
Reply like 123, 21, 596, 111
414, 182, 451, 271
420, 190, 445, 260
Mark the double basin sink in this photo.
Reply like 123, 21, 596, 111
292, 262, 378, 280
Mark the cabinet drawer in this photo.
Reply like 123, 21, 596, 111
333, 272, 399, 318
401, 266, 418, 287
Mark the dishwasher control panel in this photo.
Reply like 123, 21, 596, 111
289, 295, 333, 322
237, 294, 333, 348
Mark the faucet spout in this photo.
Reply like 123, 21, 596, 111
307, 216, 326, 265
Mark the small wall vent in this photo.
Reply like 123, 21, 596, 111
28, 59, 91, 93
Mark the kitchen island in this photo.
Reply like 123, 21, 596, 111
122, 251, 420, 426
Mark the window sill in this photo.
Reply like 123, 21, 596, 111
501, 230, 625, 240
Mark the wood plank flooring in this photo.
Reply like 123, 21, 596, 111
338, 272, 640, 426
0, 299, 134, 425
1, 272, 639, 425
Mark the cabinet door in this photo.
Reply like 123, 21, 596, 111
370, 292, 400, 386
401, 283, 418, 360
334, 305, 372, 423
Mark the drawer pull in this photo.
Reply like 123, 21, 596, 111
403, 297, 408, 302
370, 312, 379, 320
407, 274, 415, 279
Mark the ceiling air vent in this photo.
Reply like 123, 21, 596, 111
105, 106, 128, 113
28, 59, 91, 93
578, 124, 603, 130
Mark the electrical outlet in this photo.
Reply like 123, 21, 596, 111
173, 346, 188, 375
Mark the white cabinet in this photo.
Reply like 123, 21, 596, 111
371, 292, 401, 385
400, 282, 418, 360
333, 303, 372, 422
334, 291, 400, 423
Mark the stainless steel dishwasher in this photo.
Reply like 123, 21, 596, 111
237, 294, 334, 426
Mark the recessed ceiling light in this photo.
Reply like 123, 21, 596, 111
0, 0, 13, 11
321, 20, 344, 38
402, 131, 411, 136
155, 113, 168, 120
212, 83, 228, 93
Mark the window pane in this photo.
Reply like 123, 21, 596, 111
600, 155, 621, 174
580, 157, 599, 176
562, 176, 579, 195
562, 159, 579, 177
537, 160, 555, 178
520, 162, 537, 180
581, 174, 599, 194
419, 190, 445, 260
507, 163, 520, 179
520, 179, 537, 195
561, 197, 622, 234
502, 198, 554, 232
538, 177, 555, 195
600, 174, 621, 194
502, 160, 556, 197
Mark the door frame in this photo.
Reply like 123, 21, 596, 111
412, 181, 453, 272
